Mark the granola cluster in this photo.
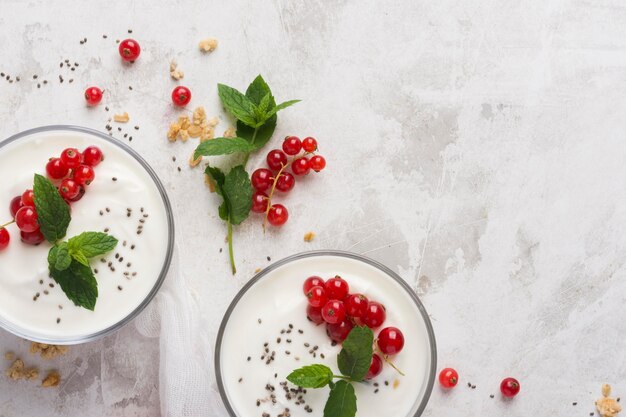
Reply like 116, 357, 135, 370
597, 384, 622, 417
30, 342, 68, 359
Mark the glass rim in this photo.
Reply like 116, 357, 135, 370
0, 125, 175, 345
214, 250, 437, 417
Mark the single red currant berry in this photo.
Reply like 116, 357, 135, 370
21, 189, 35, 207
46, 158, 69, 179
377, 327, 405, 355
291, 157, 310, 176
306, 305, 324, 325
251, 191, 269, 213
266, 149, 287, 171
9, 195, 23, 218
345, 293, 369, 318
267, 204, 288, 226
310, 155, 326, 172
438, 368, 459, 389
303, 276, 325, 294
362, 301, 386, 328
171, 86, 192, 106
251, 168, 273, 192
0, 228, 9, 251
500, 377, 520, 397
82, 146, 103, 166
324, 276, 350, 300
15, 206, 39, 233
282, 136, 302, 155
365, 354, 383, 380
84, 87, 103, 106
73, 164, 95, 185
302, 137, 318, 153
305, 286, 328, 308
326, 320, 354, 343
118, 39, 141, 62
60, 148, 82, 169
20, 229, 45, 246
321, 300, 346, 324
68, 185, 86, 202
275, 172, 295, 192
59, 179, 80, 201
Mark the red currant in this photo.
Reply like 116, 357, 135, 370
119, 39, 141, 62
282, 136, 302, 155
438, 368, 459, 389
275, 172, 295, 192
303, 276, 325, 294
21, 189, 35, 207
251, 168, 273, 191
251, 191, 269, 213
15, 206, 38, 233
306, 305, 324, 325
84, 87, 103, 106
345, 293, 369, 318
310, 155, 326, 172
82, 146, 103, 166
365, 354, 383, 380
20, 229, 44, 246
291, 157, 310, 176
362, 301, 386, 328
500, 377, 520, 397
266, 149, 287, 171
326, 320, 354, 343
171, 86, 192, 107
267, 204, 288, 226
302, 137, 318, 153
321, 300, 346, 324
60, 148, 82, 169
324, 276, 349, 300
377, 327, 405, 355
68, 185, 86, 202
0, 228, 9, 251
73, 164, 95, 186
46, 158, 69, 179
9, 196, 23, 218
306, 286, 328, 308
59, 179, 80, 201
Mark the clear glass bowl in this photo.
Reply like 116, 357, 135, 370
215, 250, 437, 417
0, 125, 174, 344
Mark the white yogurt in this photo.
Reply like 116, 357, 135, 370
218, 254, 435, 417
0, 128, 171, 342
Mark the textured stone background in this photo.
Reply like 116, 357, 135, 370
1, 0, 626, 416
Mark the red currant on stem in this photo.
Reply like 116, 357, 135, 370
68, 185, 86, 202
305, 286, 327, 308
9, 196, 23, 218
302, 137, 318, 153
251, 191, 269, 213
59, 179, 80, 201
326, 320, 353, 343
306, 305, 324, 325
21, 189, 35, 207
291, 157, 310, 176
310, 155, 326, 172
82, 146, 103, 166
362, 301, 386, 328
275, 172, 295, 192
60, 148, 82, 169
303, 276, 325, 294
84, 87, 103, 106
172, 86, 191, 107
46, 158, 69, 179
73, 164, 95, 186
267, 204, 288, 226
0, 228, 9, 251
345, 293, 369, 318
15, 206, 38, 233
439, 368, 459, 389
282, 136, 302, 155
377, 327, 405, 355
500, 377, 520, 397
251, 168, 273, 192
365, 354, 383, 380
321, 300, 346, 324
325, 276, 350, 300
21, 229, 44, 246
266, 149, 287, 171
119, 39, 141, 62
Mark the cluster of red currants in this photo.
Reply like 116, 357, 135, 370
251, 136, 326, 226
438, 368, 520, 398
303, 275, 404, 380
0, 146, 103, 250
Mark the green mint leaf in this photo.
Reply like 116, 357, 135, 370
67, 232, 118, 258
263, 99, 301, 122
71, 251, 90, 267
49, 260, 98, 311
222, 165, 252, 225
236, 75, 277, 149
205, 166, 228, 222
217, 83, 257, 127
337, 326, 374, 381
33, 174, 71, 243
54, 242, 72, 271
194, 137, 256, 159
245, 75, 274, 105
257, 92, 271, 116
287, 364, 334, 388
323, 380, 357, 417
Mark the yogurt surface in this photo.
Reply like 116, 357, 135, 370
0, 128, 171, 342
218, 254, 435, 417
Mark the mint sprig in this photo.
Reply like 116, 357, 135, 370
287, 326, 374, 417
33, 174, 70, 243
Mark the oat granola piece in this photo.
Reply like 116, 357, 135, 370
200, 127, 215, 143
113, 112, 130, 123
223, 127, 236, 138
178, 129, 190, 142
597, 384, 622, 417
41, 371, 61, 388
206, 116, 219, 128
192, 107, 207, 125
187, 124, 203, 138
4, 352, 14, 361
303, 232, 316, 242
169, 60, 184, 80
167, 122, 181, 142
30, 342, 68, 359
198, 38, 218, 53
178, 115, 191, 130
6, 359, 38, 381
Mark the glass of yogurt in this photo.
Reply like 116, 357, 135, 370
216, 251, 437, 417
0, 126, 174, 344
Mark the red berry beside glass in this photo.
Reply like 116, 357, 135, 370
438, 368, 459, 389
500, 377, 520, 397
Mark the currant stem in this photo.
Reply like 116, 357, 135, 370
0, 219, 15, 229
262, 161, 289, 232
227, 218, 236, 275
375, 347, 406, 376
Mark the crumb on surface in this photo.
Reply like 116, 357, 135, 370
597, 384, 622, 417
198, 38, 218, 53
169, 59, 184, 80
41, 371, 61, 387
30, 342, 68, 359
393, 379, 400, 389
254, 268, 262, 273
223, 127, 236, 138
113, 112, 130, 123
4, 352, 14, 361
303, 232, 316, 242
6, 359, 38, 381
